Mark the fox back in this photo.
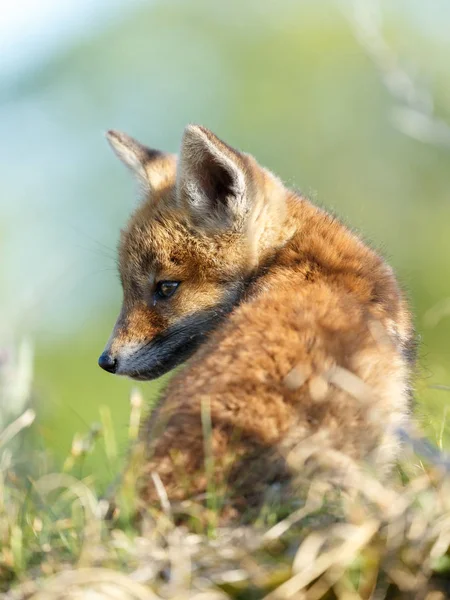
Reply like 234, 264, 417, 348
99, 125, 415, 513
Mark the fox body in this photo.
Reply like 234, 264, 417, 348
100, 125, 415, 510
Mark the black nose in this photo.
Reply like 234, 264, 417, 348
98, 352, 117, 374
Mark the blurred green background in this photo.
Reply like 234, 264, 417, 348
1, 0, 449, 487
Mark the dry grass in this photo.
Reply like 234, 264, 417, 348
2, 351, 450, 599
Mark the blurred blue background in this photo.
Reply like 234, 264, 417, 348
1, 0, 449, 485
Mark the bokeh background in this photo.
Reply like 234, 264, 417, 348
1, 0, 449, 487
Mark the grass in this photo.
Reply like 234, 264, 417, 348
2, 357, 450, 598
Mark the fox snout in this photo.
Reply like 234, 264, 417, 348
98, 303, 233, 381
98, 333, 168, 381
98, 305, 167, 381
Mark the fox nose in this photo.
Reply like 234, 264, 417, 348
98, 352, 117, 374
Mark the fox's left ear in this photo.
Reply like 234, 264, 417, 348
177, 125, 251, 231
106, 130, 176, 193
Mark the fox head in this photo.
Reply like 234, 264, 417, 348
99, 125, 289, 380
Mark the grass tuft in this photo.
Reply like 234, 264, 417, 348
2, 349, 450, 599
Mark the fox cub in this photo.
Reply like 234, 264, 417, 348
99, 125, 415, 510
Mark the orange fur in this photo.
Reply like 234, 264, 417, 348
100, 125, 415, 514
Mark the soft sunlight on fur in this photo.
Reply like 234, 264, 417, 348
100, 125, 415, 515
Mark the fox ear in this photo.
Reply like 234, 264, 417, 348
177, 125, 250, 231
106, 130, 175, 193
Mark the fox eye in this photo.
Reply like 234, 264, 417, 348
154, 281, 180, 300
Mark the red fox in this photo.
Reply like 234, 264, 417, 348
99, 125, 415, 512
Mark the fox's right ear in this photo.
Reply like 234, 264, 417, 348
106, 130, 176, 193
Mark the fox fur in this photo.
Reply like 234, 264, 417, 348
100, 125, 415, 513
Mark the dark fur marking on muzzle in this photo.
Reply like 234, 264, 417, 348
117, 287, 244, 380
